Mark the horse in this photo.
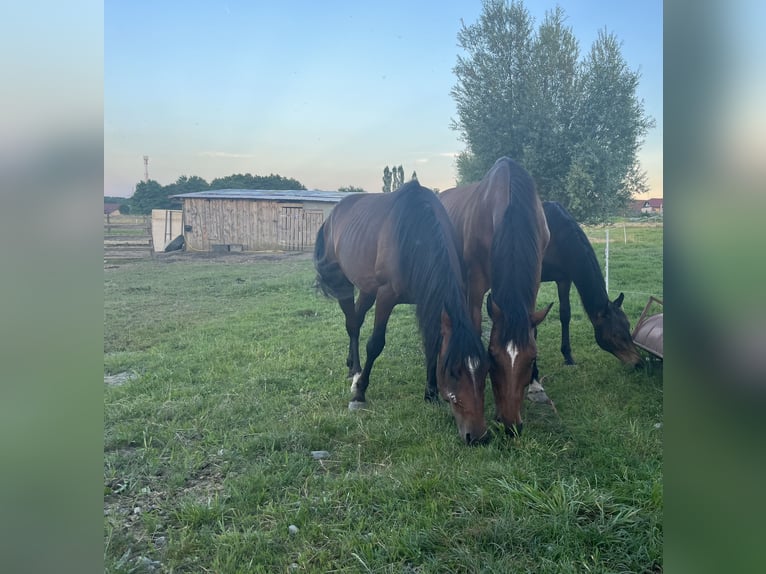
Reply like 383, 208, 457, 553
440, 158, 552, 436
541, 201, 642, 367
313, 181, 490, 444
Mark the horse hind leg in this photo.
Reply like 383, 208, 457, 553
339, 291, 375, 379
338, 297, 361, 378
349, 288, 396, 409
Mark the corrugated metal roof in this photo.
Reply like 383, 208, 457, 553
170, 189, 350, 203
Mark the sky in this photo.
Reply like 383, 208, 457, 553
104, 1, 662, 198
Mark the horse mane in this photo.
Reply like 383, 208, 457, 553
490, 158, 541, 347
543, 201, 609, 316
392, 182, 485, 376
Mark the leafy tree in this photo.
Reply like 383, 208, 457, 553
382, 166, 393, 192
170, 175, 210, 195
394, 166, 405, 190
338, 186, 366, 193
127, 172, 308, 214
382, 165, 406, 192
451, 0, 654, 222
130, 180, 174, 214
452, 0, 535, 181
209, 173, 306, 190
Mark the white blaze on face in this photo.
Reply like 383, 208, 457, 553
506, 341, 519, 368
350, 373, 361, 393
466, 356, 480, 376
466, 355, 480, 389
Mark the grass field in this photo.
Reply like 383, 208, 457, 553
104, 223, 662, 573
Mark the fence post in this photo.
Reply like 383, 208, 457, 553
605, 228, 610, 294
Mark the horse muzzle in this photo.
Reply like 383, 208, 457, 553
503, 422, 524, 437
464, 429, 491, 445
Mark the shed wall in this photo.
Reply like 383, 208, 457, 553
182, 198, 331, 252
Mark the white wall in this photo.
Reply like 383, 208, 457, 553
151, 210, 183, 251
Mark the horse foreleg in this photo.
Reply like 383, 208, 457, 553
349, 289, 396, 408
424, 355, 439, 403
557, 280, 575, 365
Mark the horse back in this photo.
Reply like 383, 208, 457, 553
541, 201, 581, 283
324, 193, 398, 294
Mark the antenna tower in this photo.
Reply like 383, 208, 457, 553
143, 155, 149, 182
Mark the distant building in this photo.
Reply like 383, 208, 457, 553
627, 198, 663, 216
104, 202, 121, 216
640, 198, 663, 215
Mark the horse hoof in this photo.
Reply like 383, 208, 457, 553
348, 400, 366, 411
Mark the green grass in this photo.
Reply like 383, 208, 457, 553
105, 224, 662, 573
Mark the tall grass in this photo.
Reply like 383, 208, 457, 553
105, 224, 662, 573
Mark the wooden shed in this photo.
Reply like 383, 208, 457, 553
170, 189, 348, 252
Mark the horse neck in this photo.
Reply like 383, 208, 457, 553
489, 165, 542, 348
544, 202, 611, 320
566, 237, 610, 320
392, 186, 477, 366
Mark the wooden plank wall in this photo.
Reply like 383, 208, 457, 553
184, 198, 326, 252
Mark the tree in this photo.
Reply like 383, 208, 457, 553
382, 166, 393, 192
127, 172, 308, 214
452, 0, 535, 181
338, 186, 366, 193
382, 165, 406, 192
171, 175, 210, 195
130, 180, 171, 214
451, 0, 654, 222
209, 173, 306, 190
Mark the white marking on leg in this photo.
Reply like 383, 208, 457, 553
350, 373, 361, 393
506, 341, 518, 368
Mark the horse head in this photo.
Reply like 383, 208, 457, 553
438, 309, 490, 445
593, 292, 643, 367
486, 294, 552, 436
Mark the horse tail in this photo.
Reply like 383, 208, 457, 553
490, 158, 541, 347
313, 220, 354, 300
391, 182, 485, 374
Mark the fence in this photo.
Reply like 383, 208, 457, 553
104, 214, 153, 262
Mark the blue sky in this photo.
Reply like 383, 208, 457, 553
105, 1, 662, 198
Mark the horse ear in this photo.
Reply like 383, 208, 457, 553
440, 308, 453, 339
531, 302, 554, 327
486, 293, 502, 322
614, 292, 625, 308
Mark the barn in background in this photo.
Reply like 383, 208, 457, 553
170, 189, 348, 252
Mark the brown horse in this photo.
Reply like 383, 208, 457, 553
542, 201, 642, 367
313, 181, 489, 444
440, 158, 552, 436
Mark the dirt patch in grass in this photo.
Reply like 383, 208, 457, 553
156, 250, 313, 264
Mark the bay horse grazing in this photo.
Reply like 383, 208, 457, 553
313, 181, 489, 444
440, 158, 552, 436
541, 201, 642, 367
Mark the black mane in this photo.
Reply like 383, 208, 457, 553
543, 201, 609, 316
392, 182, 486, 375
490, 158, 541, 347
